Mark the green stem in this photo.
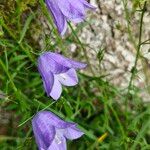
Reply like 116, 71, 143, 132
122, 0, 137, 48
68, 23, 95, 75
1, 21, 35, 63
0, 59, 17, 92
128, 2, 147, 93
125, 1, 147, 133
131, 119, 150, 149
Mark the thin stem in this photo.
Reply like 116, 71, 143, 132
68, 23, 95, 75
125, 1, 147, 126
109, 105, 125, 138
0, 59, 17, 92
1, 22, 35, 63
122, 0, 137, 48
128, 2, 147, 92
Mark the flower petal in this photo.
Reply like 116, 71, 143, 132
50, 76, 62, 100
32, 123, 47, 150
47, 52, 87, 70
48, 136, 66, 150
38, 58, 54, 95
67, 58, 87, 69
36, 111, 75, 129
46, 52, 72, 68
57, 68, 78, 86
38, 52, 69, 74
57, 0, 85, 22
32, 114, 56, 149
45, 0, 67, 35
64, 124, 84, 140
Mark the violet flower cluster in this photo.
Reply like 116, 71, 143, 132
32, 0, 95, 149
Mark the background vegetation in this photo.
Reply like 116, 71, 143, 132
0, 0, 150, 149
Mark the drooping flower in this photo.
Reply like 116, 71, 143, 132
38, 52, 86, 100
45, 0, 96, 35
32, 111, 84, 150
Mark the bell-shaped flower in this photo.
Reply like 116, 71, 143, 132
45, 0, 96, 35
38, 52, 86, 100
32, 111, 84, 150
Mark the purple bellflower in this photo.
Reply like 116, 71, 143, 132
38, 52, 86, 100
45, 0, 95, 35
32, 111, 84, 150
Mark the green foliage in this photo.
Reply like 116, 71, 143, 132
133, 0, 147, 8
0, 0, 150, 150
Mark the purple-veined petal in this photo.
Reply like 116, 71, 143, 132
79, 0, 96, 10
32, 115, 56, 149
46, 52, 87, 70
45, 0, 67, 35
36, 111, 75, 129
64, 124, 84, 140
46, 52, 72, 68
67, 0, 86, 23
50, 76, 62, 100
57, 68, 78, 86
32, 123, 47, 150
57, 0, 85, 22
38, 52, 69, 74
42, 72, 54, 96
38, 59, 54, 95
48, 135, 66, 150
67, 58, 87, 69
